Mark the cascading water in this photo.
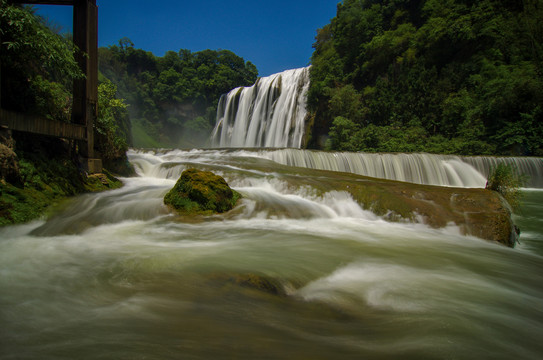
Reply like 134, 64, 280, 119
1, 148, 543, 359
260, 149, 543, 188
209, 67, 543, 188
211, 67, 310, 148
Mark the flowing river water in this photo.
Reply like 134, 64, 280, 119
1, 149, 542, 359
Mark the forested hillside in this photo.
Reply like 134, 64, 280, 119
308, 0, 543, 155
98, 41, 258, 148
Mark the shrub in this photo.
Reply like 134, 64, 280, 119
486, 163, 527, 211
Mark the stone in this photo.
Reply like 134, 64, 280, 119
164, 168, 241, 215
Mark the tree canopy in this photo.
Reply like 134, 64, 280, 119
99, 42, 258, 147
1, 1, 82, 118
308, 0, 543, 156
1, 1, 130, 171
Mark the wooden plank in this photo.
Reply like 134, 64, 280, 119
88, 1, 98, 103
72, 0, 87, 127
11, 1, 75, 5
0, 109, 87, 140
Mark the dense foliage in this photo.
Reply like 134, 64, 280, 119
0, 3, 126, 225
308, 0, 543, 155
98, 40, 258, 147
96, 78, 132, 173
1, 2, 131, 164
0, 1, 82, 119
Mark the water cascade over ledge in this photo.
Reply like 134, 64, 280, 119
211, 67, 310, 148
260, 149, 543, 188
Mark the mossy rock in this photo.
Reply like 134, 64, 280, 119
228, 274, 285, 296
164, 168, 241, 215
208, 273, 289, 296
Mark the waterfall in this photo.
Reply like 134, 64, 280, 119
211, 67, 310, 148
261, 149, 543, 188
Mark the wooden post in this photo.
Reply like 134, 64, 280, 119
73, 0, 101, 173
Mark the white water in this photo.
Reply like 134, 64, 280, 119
211, 67, 310, 148
260, 149, 543, 188
1, 149, 543, 359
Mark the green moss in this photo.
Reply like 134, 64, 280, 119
0, 182, 48, 225
164, 168, 241, 215
1, 136, 123, 227
84, 169, 123, 192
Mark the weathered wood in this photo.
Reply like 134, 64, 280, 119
12, 1, 75, 5
72, 0, 98, 159
0, 109, 87, 140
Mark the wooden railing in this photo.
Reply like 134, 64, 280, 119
0, 109, 87, 141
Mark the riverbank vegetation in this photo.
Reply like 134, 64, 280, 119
0, 2, 126, 225
308, 0, 543, 156
98, 40, 258, 148
486, 163, 526, 211
0, 2, 259, 225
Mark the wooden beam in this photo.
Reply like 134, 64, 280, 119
10, 1, 75, 5
0, 109, 87, 140
72, 0, 98, 158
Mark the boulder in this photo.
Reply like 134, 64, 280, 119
240, 161, 520, 247
300, 171, 520, 247
164, 168, 241, 215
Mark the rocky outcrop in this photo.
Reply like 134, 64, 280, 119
164, 168, 241, 215
0, 129, 21, 185
298, 170, 519, 247
241, 161, 519, 247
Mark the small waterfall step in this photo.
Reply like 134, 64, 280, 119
261, 149, 543, 188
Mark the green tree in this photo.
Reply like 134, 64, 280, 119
308, 0, 543, 156
1, 1, 82, 115
98, 43, 259, 147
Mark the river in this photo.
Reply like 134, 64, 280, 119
1, 149, 542, 359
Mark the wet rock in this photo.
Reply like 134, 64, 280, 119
209, 273, 288, 296
244, 162, 520, 247
323, 175, 518, 247
228, 274, 286, 296
164, 168, 241, 215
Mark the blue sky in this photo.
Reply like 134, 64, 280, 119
35, 0, 339, 77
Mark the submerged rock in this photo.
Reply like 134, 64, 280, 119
209, 273, 289, 296
164, 168, 241, 215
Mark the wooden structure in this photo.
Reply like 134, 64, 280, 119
0, 0, 101, 173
